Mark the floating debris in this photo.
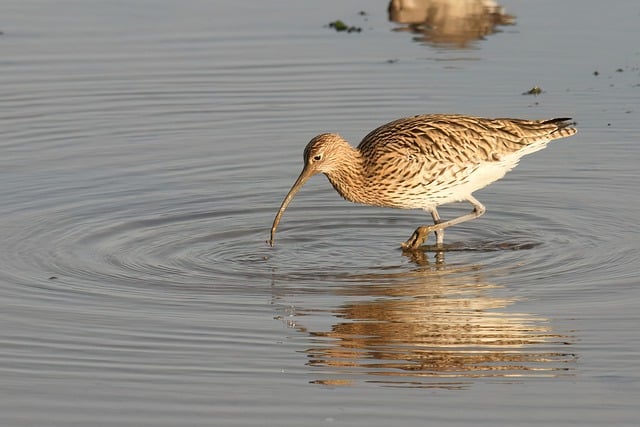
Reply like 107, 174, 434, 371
522, 86, 543, 95
327, 20, 362, 33
616, 68, 624, 73
593, 70, 599, 76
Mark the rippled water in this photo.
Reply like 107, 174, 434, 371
1, 0, 639, 425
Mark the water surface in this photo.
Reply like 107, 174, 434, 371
1, 0, 639, 426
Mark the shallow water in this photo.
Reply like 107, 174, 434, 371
1, 0, 639, 425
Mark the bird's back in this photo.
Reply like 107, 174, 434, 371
358, 114, 576, 164
354, 114, 577, 209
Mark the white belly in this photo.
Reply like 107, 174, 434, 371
418, 144, 548, 209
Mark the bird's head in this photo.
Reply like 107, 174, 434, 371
302, 133, 350, 175
268, 133, 350, 246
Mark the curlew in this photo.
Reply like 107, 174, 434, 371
269, 114, 577, 250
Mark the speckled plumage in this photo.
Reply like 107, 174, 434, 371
269, 114, 577, 249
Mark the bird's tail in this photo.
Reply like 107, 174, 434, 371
544, 117, 577, 139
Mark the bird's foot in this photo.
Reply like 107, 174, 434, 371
400, 226, 432, 250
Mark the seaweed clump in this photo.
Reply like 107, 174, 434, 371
522, 86, 543, 95
327, 20, 361, 33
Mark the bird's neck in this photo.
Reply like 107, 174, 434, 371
324, 147, 369, 204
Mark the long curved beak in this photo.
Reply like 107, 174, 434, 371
269, 166, 315, 246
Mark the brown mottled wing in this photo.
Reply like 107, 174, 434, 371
357, 114, 576, 176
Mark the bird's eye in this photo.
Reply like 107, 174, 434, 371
313, 154, 322, 161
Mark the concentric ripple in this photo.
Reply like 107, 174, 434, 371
4, 176, 631, 297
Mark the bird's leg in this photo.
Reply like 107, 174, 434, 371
430, 208, 446, 263
401, 196, 486, 250
430, 208, 444, 247
431, 195, 486, 234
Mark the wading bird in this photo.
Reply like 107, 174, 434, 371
269, 114, 577, 250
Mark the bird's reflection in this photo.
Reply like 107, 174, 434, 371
274, 254, 575, 388
388, 0, 515, 48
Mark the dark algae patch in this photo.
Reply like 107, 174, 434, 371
522, 86, 543, 95
326, 20, 362, 33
